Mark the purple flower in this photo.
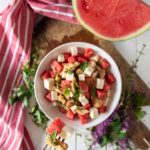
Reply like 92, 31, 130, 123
95, 112, 116, 138
91, 105, 130, 149
91, 131, 100, 143
118, 138, 129, 150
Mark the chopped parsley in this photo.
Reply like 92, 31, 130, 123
90, 87, 96, 99
48, 130, 58, 145
67, 70, 73, 74
64, 88, 71, 97
74, 82, 80, 101
79, 62, 88, 71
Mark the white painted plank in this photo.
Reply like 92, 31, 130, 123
25, 112, 46, 150
113, 38, 137, 66
136, 30, 150, 88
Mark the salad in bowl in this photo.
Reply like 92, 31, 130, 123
34, 42, 122, 129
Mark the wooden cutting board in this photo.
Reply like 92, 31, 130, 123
33, 18, 150, 149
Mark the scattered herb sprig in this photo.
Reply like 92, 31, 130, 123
30, 105, 49, 127
89, 44, 148, 149
73, 82, 80, 101
9, 41, 48, 127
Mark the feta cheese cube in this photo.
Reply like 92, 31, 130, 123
89, 107, 98, 119
78, 74, 85, 81
70, 105, 77, 114
84, 66, 94, 76
51, 91, 58, 101
70, 46, 78, 56
66, 72, 74, 81
61, 71, 66, 79
70, 91, 73, 97
79, 96, 89, 106
90, 55, 99, 62
60, 126, 74, 140
96, 78, 105, 89
44, 78, 54, 90
57, 54, 65, 62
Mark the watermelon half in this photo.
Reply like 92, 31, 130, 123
72, 0, 150, 41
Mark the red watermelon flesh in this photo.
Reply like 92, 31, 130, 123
72, 0, 150, 41
46, 118, 65, 134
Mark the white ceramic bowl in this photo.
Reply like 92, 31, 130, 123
34, 42, 122, 130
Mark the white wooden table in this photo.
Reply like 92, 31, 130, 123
1, 1, 150, 149
24, 30, 150, 150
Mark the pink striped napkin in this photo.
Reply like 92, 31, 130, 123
0, 0, 76, 149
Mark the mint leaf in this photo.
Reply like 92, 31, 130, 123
64, 88, 71, 97
48, 130, 58, 145
91, 87, 96, 98
51, 130, 57, 142
79, 62, 88, 71
74, 82, 80, 100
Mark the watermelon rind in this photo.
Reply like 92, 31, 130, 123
72, 0, 150, 41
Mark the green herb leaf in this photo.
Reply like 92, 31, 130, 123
67, 70, 73, 74
30, 105, 48, 127
117, 131, 127, 140
15, 86, 25, 97
23, 96, 29, 107
48, 130, 59, 145
9, 95, 18, 105
79, 62, 88, 71
55, 73, 61, 82
101, 135, 108, 147
91, 87, 96, 98
51, 130, 57, 142
135, 110, 147, 119
64, 88, 71, 97
74, 82, 80, 100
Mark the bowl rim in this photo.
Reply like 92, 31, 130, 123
34, 42, 122, 129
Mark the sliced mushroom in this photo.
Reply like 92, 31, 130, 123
71, 77, 77, 93
46, 136, 68, 150
92, 70, 99, 79
55, 88, 63, 94
92, 98, 103, 108
90, 55, 99, 62
103, 97, 110, 106
99, 69, 106, 79
76, 68, 83, 75
76, 108, 89, 115
57, 141, 68, 150
107, 90, 111, 97
58, 95, 66, 105
62, 63, 69, 72
73, 62, 80, 69
96, 66, 102, 72
63, 62, 80, 72
88, 60, 97, 68
66, 101, 74, 110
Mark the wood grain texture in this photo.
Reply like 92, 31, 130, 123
33, 18, 150, 149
